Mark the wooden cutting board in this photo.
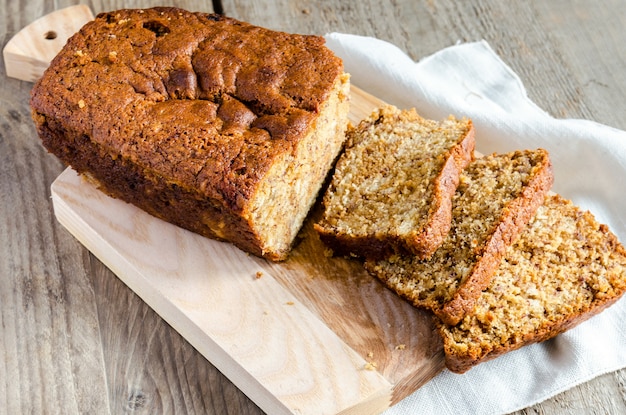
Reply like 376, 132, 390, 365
13, 5, 445, 414
50, 85, 445, 415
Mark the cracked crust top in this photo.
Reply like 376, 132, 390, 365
30, 7, 344, 212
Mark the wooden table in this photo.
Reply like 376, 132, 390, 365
2, 1, 625, 413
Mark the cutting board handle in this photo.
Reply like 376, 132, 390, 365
3, 5, 94, 82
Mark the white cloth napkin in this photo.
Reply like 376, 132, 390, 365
324, 33, 626, 415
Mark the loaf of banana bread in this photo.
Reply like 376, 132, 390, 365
314, 105, 475, 260
30, 7, 350, 261
439, 194, 626, 373
366, 149, 554, 325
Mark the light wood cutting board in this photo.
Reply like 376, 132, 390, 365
50, 85, 446, 415
13, 5, 445, 413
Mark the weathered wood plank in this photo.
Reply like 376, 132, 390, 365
533, 0, 626, 128
1, 2, 259, 415
0, 28, 109, 415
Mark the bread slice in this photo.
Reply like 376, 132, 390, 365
439, 194, 626, 373
314, 105, 475, 260
365, 149, 554, 325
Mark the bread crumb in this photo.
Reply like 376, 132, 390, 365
364, 361, 377, 371
286, 301, 294, 306
366, 351, 374, 359
366, 149, 553, 326
395, 344, 406, 350
108, 51, 118, 62
255, 271, 263, 279
78, 99, 86, 109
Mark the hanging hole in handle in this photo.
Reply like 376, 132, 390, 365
44, 30, 58, 40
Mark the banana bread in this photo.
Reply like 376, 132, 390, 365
314, 105, 475, 260
365, 149, 554, 325
439, 194, 626, 373
30, 7, 350, 261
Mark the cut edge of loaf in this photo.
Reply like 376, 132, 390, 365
314, 105, 476, 260
442, 295, 623, 374
437, 148, 554, 325
439, 194, 626, 373
247, 74, 351, 260
30, 8, 350, 262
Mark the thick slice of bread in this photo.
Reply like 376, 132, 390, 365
439, 194, 626, 373
314, 105, 475, 260
365, 149, 554, 325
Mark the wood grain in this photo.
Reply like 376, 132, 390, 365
1, 3, 259, 415
222, 2, 626, 413
2, 1, 626, 414
90, 253, 263, 414
49, 84, 445, 415
0, 48, 109, 415
3, 5, 93, 82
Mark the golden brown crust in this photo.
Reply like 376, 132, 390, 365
442, 294, 623, 373
30, 7, 348, 260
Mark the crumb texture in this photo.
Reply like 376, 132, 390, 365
366, 149, 553, 321
440, 194, 626, 373
315, 105, 475, 258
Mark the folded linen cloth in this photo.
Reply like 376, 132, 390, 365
324, 33, 626, 415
